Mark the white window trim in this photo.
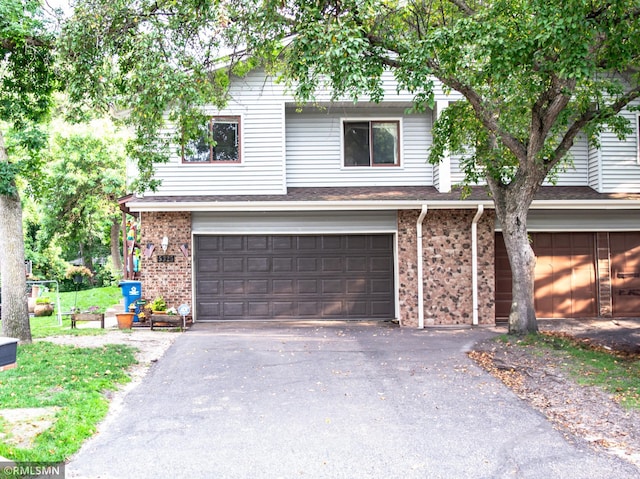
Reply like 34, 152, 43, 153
340, 117, 403, 169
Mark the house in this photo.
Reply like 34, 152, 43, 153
120, 68, 640, 327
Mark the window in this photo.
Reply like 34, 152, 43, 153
183, 116, 241, 163
343, 120, 400, 167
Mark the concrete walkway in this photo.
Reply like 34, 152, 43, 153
67, 322, 639, 478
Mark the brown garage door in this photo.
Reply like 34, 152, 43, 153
495, 233, 597, 320
195, 234, 395, 321
611, 232, 640, 317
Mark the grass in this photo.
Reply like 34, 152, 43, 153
30, 286, 123, 338
516, 333, 640, 409
0, 341, 137, 464
0, 286, 138, 468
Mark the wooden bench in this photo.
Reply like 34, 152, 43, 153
150, 313, 187, 331
71, 313, 105, 329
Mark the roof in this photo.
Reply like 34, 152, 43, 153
123, 186, 640, 212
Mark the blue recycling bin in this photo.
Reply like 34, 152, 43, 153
119, 281, 142, 321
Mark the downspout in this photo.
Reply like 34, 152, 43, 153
471, 205, 484, 326
416, 205, 428, 329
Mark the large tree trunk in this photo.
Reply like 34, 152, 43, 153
110, 216, 123, 272
501, 213, 538, 334
489, 177, 539, 335
0, 131, 31, 342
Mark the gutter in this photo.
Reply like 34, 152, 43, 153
471, 205, 484, 326
416, 205, 429, 329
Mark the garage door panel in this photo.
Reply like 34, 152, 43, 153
347, 257, 367, 272
297, 258, 318, 271
248, 258, 269, 272
611, 232, 640, 317
247, 236, 268, 249
248, 302, 270, 316
248, 280, 268, 294
197, 280, 219, 294
347, 279, 367, 293
223, 258, 243, 272
322, 279, 342, 294
223, 280, 244, 295
198, 258, 219, 273
273, 258, 293, 272
200, 302, 220, 316
273, 237, 293, 249
223, 236, 244, 250
196, 234, 394, 321
496, 232, 596, 320
299, 302, 320, 316
223, 302, 244, 317
198, 237, 220, 250
298, 279, 318, 294
273, 279, 294, 294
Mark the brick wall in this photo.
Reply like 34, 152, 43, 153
397, 210, 420, 327
398, 209, 495, 327
140, 212, 192, 311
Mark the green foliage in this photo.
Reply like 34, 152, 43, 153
0, 341, 136, 462
60, 0, 235, 192
237, 0, 640, 190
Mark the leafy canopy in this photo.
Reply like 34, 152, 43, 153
60, 0, 238, 192
233, 0, 640, 192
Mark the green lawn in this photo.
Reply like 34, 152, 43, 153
30, 286, 123, 338
0, 286, 138, 468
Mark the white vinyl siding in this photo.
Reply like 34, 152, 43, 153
145, 70, 288, 196
588, 143, 601, 190
597, 107, 640, 193
543, 133, 589, 186
285, 106, 433, 187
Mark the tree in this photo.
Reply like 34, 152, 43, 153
231, 0, 640, 334
0, 0, 58, 341
59, 0, 236, 194
38, 119, 127, 274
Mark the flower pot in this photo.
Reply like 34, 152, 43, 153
34, 303, 54, 317
116, 313, 135, 329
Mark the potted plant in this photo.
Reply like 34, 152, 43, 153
150, 296, 167, 313
33, 297, 54, 317
65, 265, 93, 283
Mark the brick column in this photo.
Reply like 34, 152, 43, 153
140, 211, 193, 311
397, 210, 420, 327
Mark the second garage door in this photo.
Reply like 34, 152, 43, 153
195, 234, 395, 321
495, 232, 597, 320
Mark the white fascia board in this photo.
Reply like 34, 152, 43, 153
126, 199, 496, 212
529, 200, 640, 209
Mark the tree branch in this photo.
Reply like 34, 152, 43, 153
446, 0, 476, 16
549, 85, 640, 169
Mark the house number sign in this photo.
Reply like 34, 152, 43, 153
157, 255, 175, 263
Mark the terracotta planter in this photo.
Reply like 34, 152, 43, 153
116, 313, 135, 329
34, 303, 54, 317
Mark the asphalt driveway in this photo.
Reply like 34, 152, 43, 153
67, 322, 639, 478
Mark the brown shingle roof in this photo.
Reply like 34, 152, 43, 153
125, 186, 640, 206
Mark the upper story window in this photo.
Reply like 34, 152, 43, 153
183, 116, 241, 163
343, 120, 400, 167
